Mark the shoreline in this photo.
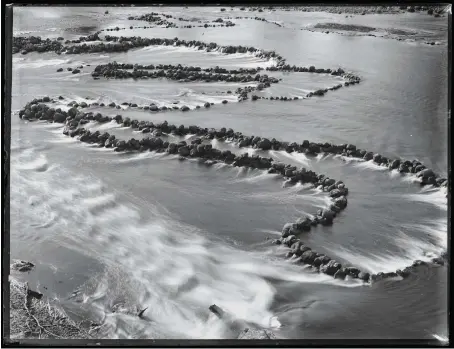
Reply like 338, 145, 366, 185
257, 6, 447, 16
8, 261, 278, 340
8, 261, 95, 340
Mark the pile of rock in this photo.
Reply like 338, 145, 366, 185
13, 34, 286, 66
20, 96, 448, 191
26, 96, 446, 191
128, 13, 178, 27
98, 36, 286, 63
91, 63, 280, 85
13, 36, 64, 54
226, 15, 283, 27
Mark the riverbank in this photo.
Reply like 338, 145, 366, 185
8, 262, 94, 340
8, 261, 276, 340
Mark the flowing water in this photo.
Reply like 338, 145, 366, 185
10, 6, 449, 340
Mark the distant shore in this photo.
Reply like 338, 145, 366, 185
247, 6, 447, 16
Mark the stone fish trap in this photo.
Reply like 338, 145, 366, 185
88, 61, 358, 102
17, 97, 448, 284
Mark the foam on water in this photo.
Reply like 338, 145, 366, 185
14, 145, 368, 338
45, 177, 360, 338
11, 142, 362, 334
325, 217, 447, 274
241, 182, 324, 207
388, 168, 401, 178
11, 7, 449, 339
388, 169, 425, 186
401, 173, 423, 184
402, 187, 447, 211
259, 229, 282, 236
93, 121, 126, 131
333, 154, 365, 163
83, 193, 118, 211
230, 169, 275, 184
113, 150, 168, 164
15, 153, 49, 172
212, 162, 229, 171
432, 334, 449, 343
13, 30, 35, 35
354, 159, 389, 171
400, 219, 447, 251
273, 151, 312, 167
14, 58, 72, 69
312, 195, 334, 210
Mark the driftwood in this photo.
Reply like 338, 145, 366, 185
138, 307, 148, 318
209, 304, 276, 339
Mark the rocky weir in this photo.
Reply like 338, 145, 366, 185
17, 98, 449, 284
125, 12, 237, 28
12, 33, 361, 99
12, 35, 288, 64
89, 61, 360, 102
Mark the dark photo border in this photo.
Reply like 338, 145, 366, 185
2, 1, 452, 347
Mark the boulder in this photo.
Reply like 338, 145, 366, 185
333, 196, 347, 209
389, 159, 401, 170
396, 268, 411, 278
53, 113, 66, 123
344, 267, 361, 278
67, 107, 78, 117
318, 209, 335, 225
300, 250, 317, 264
363, 152, 373, 161
313, 256, 330, 267
178, 146, 190, 157
334, 269, 347, 280
358, 272, 370, 282
257, 138, 272, 150
417, 168, 435, 179
282, 235, 298, 247
329, 188, 348, 198
295, 217, 312, 231
320, 260, 342, 276
398, 164, 410, 173
290, 241, 304, 256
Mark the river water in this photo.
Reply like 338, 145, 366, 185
10, 6, 449, 340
